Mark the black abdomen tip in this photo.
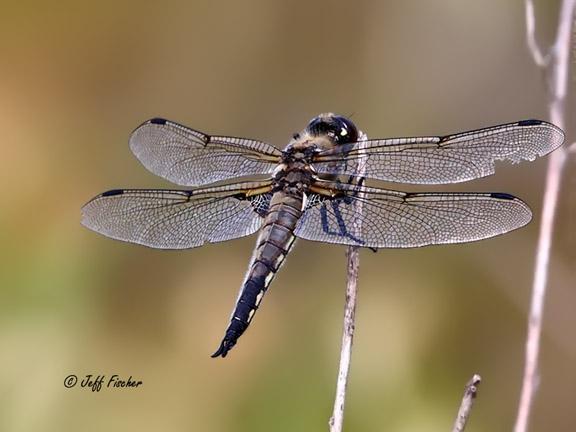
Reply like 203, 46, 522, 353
149, 117, 167, 125
518, 119, 543, 126
101, 189, 124, 197
490, 192, 515, 200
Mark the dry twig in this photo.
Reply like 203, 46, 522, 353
329, 245, 361, 432
451, 375, 482, 432
515, 1, 574, 431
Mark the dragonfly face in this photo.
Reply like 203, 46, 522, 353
81, 113, 564, 358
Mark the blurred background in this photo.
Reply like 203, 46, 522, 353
1, 0, 574, 431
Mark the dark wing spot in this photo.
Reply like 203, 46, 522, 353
149, 117, 167, 125
518, 119, 543, 126
101, 189, 124, 197
490, 192, 516, 200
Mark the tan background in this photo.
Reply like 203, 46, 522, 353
1, 0, 574, 431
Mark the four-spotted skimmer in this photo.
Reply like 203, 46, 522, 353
81, 114, 564, 357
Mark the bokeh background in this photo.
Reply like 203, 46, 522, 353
1, 0, 574, 431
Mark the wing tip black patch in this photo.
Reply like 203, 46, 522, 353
490, 192, 516, 200
101, 189, 124, 197
149, 117, 167, 125
518, 119, 543, 127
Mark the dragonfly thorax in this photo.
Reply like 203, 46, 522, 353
272, 165, 314, 195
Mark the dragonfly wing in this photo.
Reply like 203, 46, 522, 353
295, 182, 532, 248
129, 118, 282, 186
81, 181, 273, 249
312, 120, 564, 184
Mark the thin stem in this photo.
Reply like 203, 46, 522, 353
451, 375, 482, 432
329, 246, 361, 432
525, 0, 549, 67
515, 1, 574, 431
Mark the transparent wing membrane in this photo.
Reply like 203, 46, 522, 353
295, 182, 532, 248
129, 118, 282, 186
312, 120, 564, 184
81, 181, 273, 249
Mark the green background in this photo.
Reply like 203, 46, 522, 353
1, 1, 574, 431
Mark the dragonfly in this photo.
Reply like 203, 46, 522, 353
81, 113, 564, 358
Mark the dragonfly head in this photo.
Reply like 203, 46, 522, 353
306, 113, 359, 145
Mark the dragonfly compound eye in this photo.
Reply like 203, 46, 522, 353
331, 115, 359, 145
307, 114, 359, 144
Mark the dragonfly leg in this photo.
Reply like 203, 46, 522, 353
318, 200, 366, 246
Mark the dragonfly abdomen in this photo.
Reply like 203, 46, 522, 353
211, 192, 302, 358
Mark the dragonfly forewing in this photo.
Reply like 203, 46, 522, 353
129, 118, 282, 187
312, 119, 564, 184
